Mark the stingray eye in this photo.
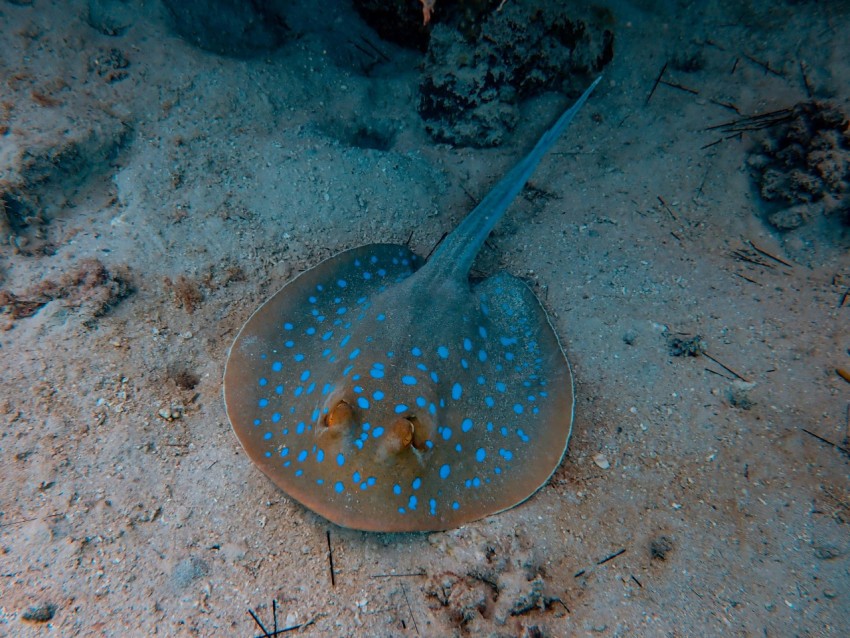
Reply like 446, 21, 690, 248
381, 417, 415, 455
325, 400, 355, 429
408, 415, 433, 450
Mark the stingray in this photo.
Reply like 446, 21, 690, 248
224, 78, 600, 532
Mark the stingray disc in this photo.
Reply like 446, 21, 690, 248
224, 243, 574, 532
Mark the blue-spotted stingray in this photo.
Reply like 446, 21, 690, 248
224, 78, 600, 532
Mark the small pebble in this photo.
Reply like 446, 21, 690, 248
592, 453, 610, 469
22, 602, 56, 623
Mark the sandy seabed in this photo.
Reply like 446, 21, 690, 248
1, 1, 848, 636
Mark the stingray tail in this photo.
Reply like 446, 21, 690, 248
425, 76, 602, 283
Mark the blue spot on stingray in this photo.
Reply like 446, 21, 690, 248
452, 383, 462, 400
354, 439, 364, 449
297, 450, 308, 462
387, 351, 394, 358
322, 331, 333, 341
336, 453, 345, 466
306, 327, 316, 335
411, 347, 422, 356
500, 426, 508, 437
272, 412, 281, 423
296, 422, 305, 435
337, 307, 347, 315
499, 449, 513, 460
378, 268, 387, 276
377, 313, 386, 321
322, 383, 332, 395
372, 426, 384, 438
461, 359, 469, 369
500, 336, 517, 346
357, 397, 369, 410
473, 477, 481, 488
363, 272, 372, 280
300, 370, 311, 382
476, 448, 486, 462
429, 403, 437, 415
461, 418, 473, 432
312, 409, 320, 421
343, 365, 354, 376
294, 353, 305, 362
429, 499, 437, 515
306, 383, 316, 394
259, 377, 268, 386
258, 398, 269, 408
284, 323, 293, 330
316, 450, 325, 462
479, 350, 487, 362
295, 469, 303, 477
308, 296, 317, 304
340, 335, 351, 347
437, 346, 449, 359
393, 484, 401, 495
416, 396, 427, 408
477, 375, 485, 385
485, 396, 495, 408
353, 471, 361, 483
496, 382, 507, 393
441, 427, 452, 441
361, 422, 370, 431
394, 404, 408, 414
517, 428, 530, 442
253, 418, 261, 426
412, 477, 422, 490
402, 375, 417, 386
452, 501, 460, 510
280, 447, 289, 457
455, 443, 462, 452
370, 368, 384, 379
349, 349, 361, 360
294, 387, 303, 398
370, 255, 378, 264
430, 371, 439, 383
505, 352, 515, 361
272, 362, 283, 372
417, 363, 428, 372
275, 385, 284, 395
533, 407, 540, 414
463, 338, 472, 351
513, 404, 524, 414
373, 390, 384, 400
264, 432, 272, 440
479, 326, 487, 338
337, 279, 347, 288
334, 481, 344, 493
354, 385, 363, 394
407, 495, 417, 510
439, 464, 450, 479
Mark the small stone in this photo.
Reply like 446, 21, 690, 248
767, 204, 810, 230
592, 453, 610, 469
728, 381, 756, 410
171, 556, 209, 589
650, 535, 673, 560
22, 602, 57, 623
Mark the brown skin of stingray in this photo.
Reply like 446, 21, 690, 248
224, 244, 574, 532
